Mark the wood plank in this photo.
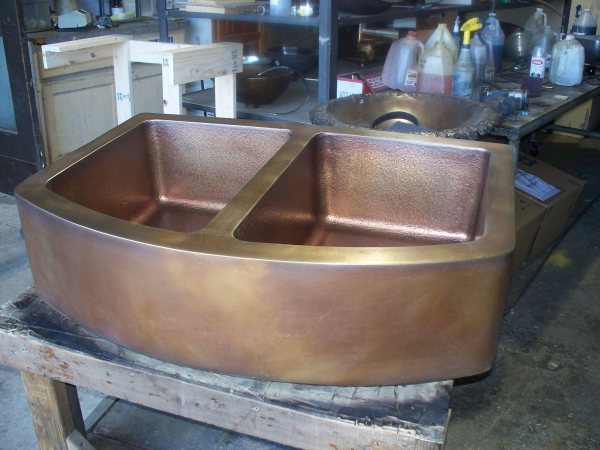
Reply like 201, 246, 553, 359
155, 42, 242, 85
21, 371, 86, 450
113, 41, 134, 124
84, 396, 118, 432
214, 73, 236, 118
3, 334, 443, 449
181, 3, 262, 13
42, 35, 131, 53
162, 62, 183, 115
66, 429, 97, 450
129, 40, 194, 65
42, 45, 114, 70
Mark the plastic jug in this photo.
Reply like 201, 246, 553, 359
416, 41, 454, 94
424, 24, 459, 63
524, 8, 547, 37
483, 13, 505, 73
531, 26, 558, 69
549, 34, 585, 86
382, 31, 425, 92
270, 0, 292, 16
572, 8, 597, 35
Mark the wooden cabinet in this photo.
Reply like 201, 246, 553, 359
38, 64, 164, 162
32, 29, 185, 163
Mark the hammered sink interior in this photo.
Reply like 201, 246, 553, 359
235, 133, 489, 247
47, 121, 292, 233
310, 92, 503, 140
15, 115, 515, 386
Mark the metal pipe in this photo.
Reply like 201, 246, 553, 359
318, 0, 338, 103
543, 123, 600, 138
157, 0, 169, 42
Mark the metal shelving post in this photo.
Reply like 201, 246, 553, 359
318, 0, 338, 102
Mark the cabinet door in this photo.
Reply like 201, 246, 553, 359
42, 64, 163, 162
42, 72, 116, 162
212, 20, 266, 56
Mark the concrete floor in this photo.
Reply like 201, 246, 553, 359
0, 135, 599, 449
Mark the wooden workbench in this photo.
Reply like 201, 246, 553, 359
0, 288, 452, 450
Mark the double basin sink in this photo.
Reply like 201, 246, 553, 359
15, 115, 515, 386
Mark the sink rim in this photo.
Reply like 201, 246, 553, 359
309, 92, 504, 140
15, 114, 515, 266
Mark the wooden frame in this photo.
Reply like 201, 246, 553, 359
1, 288, 452, 450
41, 36, 241, 122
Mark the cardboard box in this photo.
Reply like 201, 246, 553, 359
513, 191, 546, 272
516, 153, 585, 263
337, 68, 387, 98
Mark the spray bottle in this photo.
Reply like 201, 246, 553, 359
452, 18, 482, 98
452, 17, 461, 49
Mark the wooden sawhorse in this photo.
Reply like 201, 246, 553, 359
0, 288, 452, 450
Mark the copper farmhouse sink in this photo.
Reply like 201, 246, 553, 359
15, 114, 515, 386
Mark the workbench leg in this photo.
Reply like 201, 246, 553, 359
22, 371, 86, 450
214, 73, 236, 119
508, 137, 520, 168
162, 63, 183, 115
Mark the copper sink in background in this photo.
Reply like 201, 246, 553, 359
15, 115, 515, 386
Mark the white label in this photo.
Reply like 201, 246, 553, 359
336, 79, 363, 98
530, 58, 545, 78
270, 0, 278, 5
515, 169, 561, 201
111, 6, 123, 14
405, 69, 418, 86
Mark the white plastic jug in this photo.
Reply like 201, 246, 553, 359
483, 13, 505, 73
531, 25, 558, 69
524, 8, 547, 37
382, 31, 425, 92
424, 24, 459, 63
270, 0, 292, 16
417, 41, 454, 94
572, 8, 597, 35
549, 34, 585, 86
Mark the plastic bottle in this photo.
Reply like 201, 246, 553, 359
572, 8, 597, 35
529, 44, 546, 78
484, 35, 495, 80
452, 17, 461, 50
416, 41, 454, 94
483, 13, 505, 73
524, 8, 547, 37
549, 34, 585, 86
452, 18, 481, 98
270, 0, 291, 16
470, 31, 488, 81
531, 25, 558, 70
382, 31, 425, 92
424, 24, 459, 63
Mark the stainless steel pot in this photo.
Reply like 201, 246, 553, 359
504, 32, 533, 65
